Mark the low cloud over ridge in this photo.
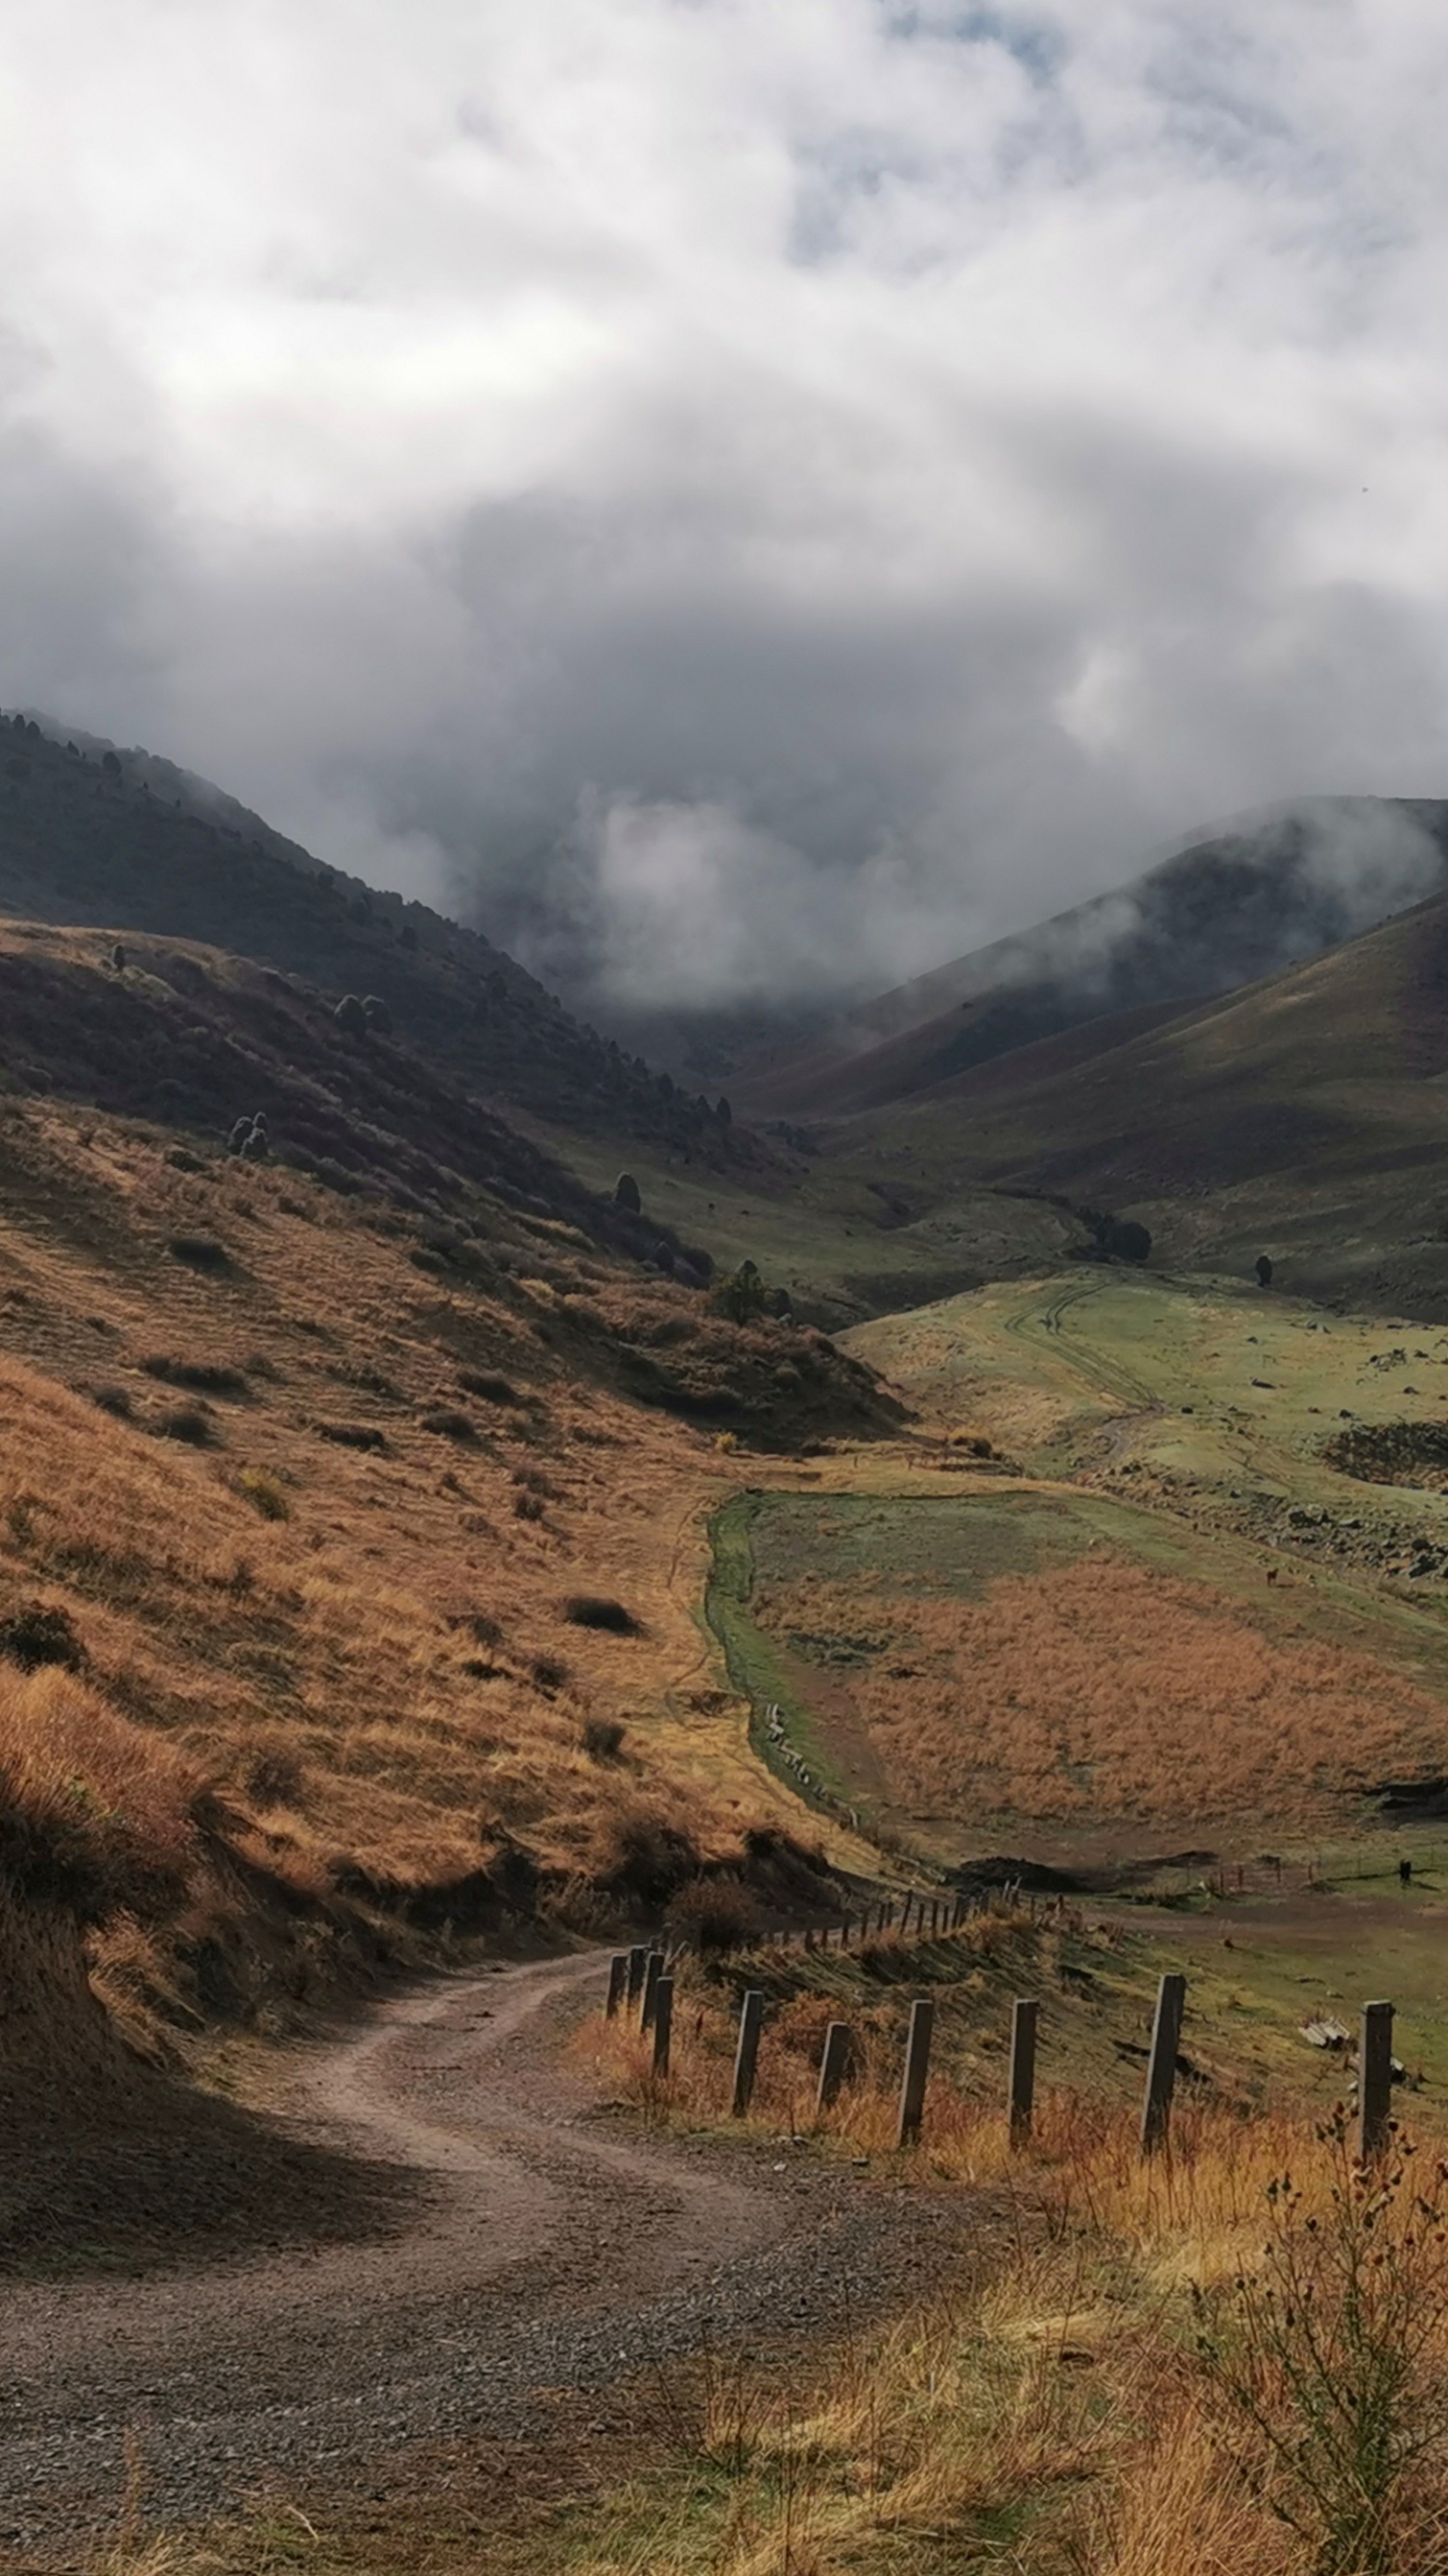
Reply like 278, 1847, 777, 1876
4, 2, 1448, 1018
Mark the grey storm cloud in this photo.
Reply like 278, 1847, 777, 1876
4, 0, 1448, 1017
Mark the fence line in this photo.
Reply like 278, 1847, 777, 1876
604, 1959, 1400, 2164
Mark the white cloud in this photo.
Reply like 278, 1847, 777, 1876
2, 0, 1448, 1010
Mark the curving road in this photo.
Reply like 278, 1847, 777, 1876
0, 1952, 964, 2549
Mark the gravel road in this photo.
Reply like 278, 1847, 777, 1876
0, 1952, 974, 2551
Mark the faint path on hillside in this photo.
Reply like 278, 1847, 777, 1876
0, 1952, 970, 2551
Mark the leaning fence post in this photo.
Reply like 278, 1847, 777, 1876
626, 1944, 648, 2007
817, 2021, 853, 2116
1009, 1998, 1038, 2148
1360, 2001, 1394, 2163
640, 1949, 664, 2033
732, 1989, 764, 2116
605, 1954, 628, 2019
1140, 1972, 1187, 2157
897, 1997, 934, 2148
653, 1976, 674, 2077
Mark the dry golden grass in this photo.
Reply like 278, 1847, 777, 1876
757, 1552, 1448, 1832
0, 1092, 851, 2049
87, 2083, 1448, 2576
553, 1995, 1448, 2575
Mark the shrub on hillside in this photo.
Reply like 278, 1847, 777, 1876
712, 1259, 769, 1324
457, 1369, 518, 1406
1080, 1207, 1151, 1264
563, 1594, 641, 1635
142, 1356, 249, 1396
314, 1419, 387, 1451
419, 1406, 476, 1442
581, 1716, 626, 1763
333, 993, 368, 1038
244, 1746, 306, 1808
0, 1603, 84, 1673
613, 1172, 642, 1214
156, 1404, 214, 1446
456, 1610, 503, 1647
596, 1799, 700, 1903
167, 1234, 229, 1272
531, 1654, 569, 1693
666, 1874, 764, 1952
237, 1468, 291, 1521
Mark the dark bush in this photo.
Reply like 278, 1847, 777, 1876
1080, 1207, 1151, 1264
463, 1610, 503, 1646
245, 1748, 305, 1806
531, 1654, 569, 1692
419, 1407, 476, 1442
142, 1356, 249, 1396
513, 1491, 545, 1522
168, 1234, 229, 1271
0, 1603, 84, 1673
614, 1172, 642, 1214
156, 1404, 214, 1445
563, 1594, 641, 1635
1110, 1219, 1151, 1263
713, 1259, 768, 1323
666, 1874, 764, 1952
582, 1716, 626, 1763
332, 1364, 398, 1400
361, 994, 392, 1035
314, 1419, 387, 1452
602, 1803, 700, 1904
458, 1370, 518, 1405
333, 993, 368, 1038
89, 1383, 133, 1419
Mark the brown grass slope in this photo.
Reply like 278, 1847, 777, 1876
0, 938, 901, 2260
0, 713, 756, 1165
824, 886, 1448, 1314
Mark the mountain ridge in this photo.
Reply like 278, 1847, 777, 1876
737, 797, 1448, 1120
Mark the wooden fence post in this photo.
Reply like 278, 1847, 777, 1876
732, 1989, 764, 2116
817, 2021, 853, 2116
640, 1949, 664, 2033
1009, 1998, 1038, 2148
1140, 1973, 1187, 2157
626, 1944, 648, 2007
897, 1998, 935, 2148
605, 1954, 628, 2019
1360, 2001, 1394, 2163
653, 1976, 674, 2077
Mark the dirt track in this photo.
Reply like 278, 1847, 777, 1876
0, 1952, 967, 2552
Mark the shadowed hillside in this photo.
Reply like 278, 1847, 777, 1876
740, 798, 1448, 1119
0, 712, 747, 1163
825, 883, 1448, 1315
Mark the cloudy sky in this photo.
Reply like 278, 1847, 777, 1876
3, 1, 1448, 1020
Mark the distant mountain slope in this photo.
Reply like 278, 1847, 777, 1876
739, 799, 1448, 1120
0, 712, 741, 1164
829, 883, 1448, 1314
